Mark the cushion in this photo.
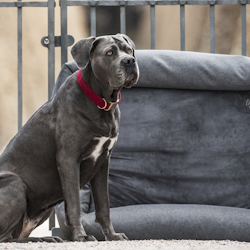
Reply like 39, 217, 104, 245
135, 50, 250, 90
52, 50, 250, 94
56, 204, 250, 241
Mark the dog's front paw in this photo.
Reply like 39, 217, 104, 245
106, 233, 129, 241
73, 235, 97, 242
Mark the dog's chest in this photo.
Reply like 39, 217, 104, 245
90, 136, 117, 162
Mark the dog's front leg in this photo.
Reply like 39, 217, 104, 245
90, 157, 128, 241
57, 155, 97, 242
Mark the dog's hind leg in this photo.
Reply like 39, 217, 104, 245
0, 171, 27, 242
0, 172, 63, 243
19, 208, 64, 243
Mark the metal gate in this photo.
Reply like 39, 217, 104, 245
1, 0, 249, 131
0, 0, 249, 231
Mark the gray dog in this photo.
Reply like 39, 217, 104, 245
0, 34, 139, 242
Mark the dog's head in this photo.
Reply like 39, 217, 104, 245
71, 34, 139, 90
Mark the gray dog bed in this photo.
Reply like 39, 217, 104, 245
54, 50, 250, 241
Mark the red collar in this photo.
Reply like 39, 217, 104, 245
77, 70, 121, 111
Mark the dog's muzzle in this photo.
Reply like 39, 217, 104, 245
121, 56, 138, 88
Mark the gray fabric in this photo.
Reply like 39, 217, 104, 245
135, 50, 250, 90
108, 87, 250, 209
57, 204, 250, 241
51, 62, 78, 98
54, 50, 250, 241
51, 50, 250, 93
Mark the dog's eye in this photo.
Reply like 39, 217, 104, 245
128, 49, 132, 54
106, 50, 113, 56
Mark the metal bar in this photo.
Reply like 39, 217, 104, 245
49, 209, 56, 230
61, 0, 68, 66
90, 6, 96, 36
3, 0, 250, 7
64, 0, 250, 7
210, 4, 215, 53
241, 4, 247, 56
120, 5, 126, 34
48, 0, 56, 230
17, 0, 22, 130
48, 0, 55, 99
66, 0, 172, 6
150, 4, 155, 49
180, 4, 185, 51
0, 1, 48, 7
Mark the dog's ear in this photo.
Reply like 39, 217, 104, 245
71, 36, 96, 69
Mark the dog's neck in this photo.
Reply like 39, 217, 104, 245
81, 64, 120, 103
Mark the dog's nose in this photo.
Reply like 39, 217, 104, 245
122, 57, 135, 66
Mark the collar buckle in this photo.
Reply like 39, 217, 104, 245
97, 98, 119, 111
97, 98, 107, 110
104, 100, 119, 111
